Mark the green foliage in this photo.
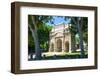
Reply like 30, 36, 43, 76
82, 18, 88, 43
28, 15, 54, 28
83, 31, 88, 43
75, 34, 80, 44
68, 17, 88, 44
38, 24, 52, 52
28, 15, 53, 53
69, 24, 78, 34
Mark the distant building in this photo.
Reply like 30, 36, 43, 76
49, 23, 75, 53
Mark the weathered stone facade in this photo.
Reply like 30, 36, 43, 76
49, 23, 73, 53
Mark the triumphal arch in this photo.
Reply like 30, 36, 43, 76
49, 23, 73, 53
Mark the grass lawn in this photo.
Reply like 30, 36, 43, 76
28, 51, 88, 61
41, 51, 88, 60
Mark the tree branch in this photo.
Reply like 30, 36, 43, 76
28, 24, 33, 33
80, 17, 83, 29
71, 17, 77, 25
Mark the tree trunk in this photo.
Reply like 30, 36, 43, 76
29, 17, 42, 60
34, 31, 42, 60
77, 18, 85, 57
71, 34, 76, 52
32, 16, 42, 60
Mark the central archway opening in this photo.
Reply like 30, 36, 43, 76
56, 39, 62, 52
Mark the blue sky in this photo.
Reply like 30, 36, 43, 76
47, 16, 70, 26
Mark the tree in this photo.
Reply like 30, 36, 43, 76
37, 24, 52, 52
28, 15, 53, 60
77, 17, 85, 57
69, 18, 77, 52
64, 17, 77, 52
65, 17, 87, 57
82, 17, 88, 44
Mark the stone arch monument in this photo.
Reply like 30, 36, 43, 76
49, 23, 74, 53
